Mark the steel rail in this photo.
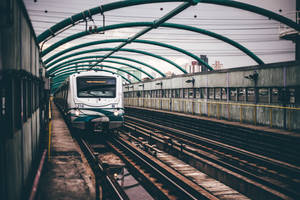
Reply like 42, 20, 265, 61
109, 136, 216, 199
77, 136, 129, 200
49, 60, 154, 79
124, 109, 300, 199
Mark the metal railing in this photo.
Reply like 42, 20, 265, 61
125, 98, 300, 131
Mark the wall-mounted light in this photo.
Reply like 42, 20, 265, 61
185, 78, 195, 85
155, 81, 162, 86
138, 84, 144, 87
244, 71, 258, 82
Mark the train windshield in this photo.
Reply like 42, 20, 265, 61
77, 76, 116, 98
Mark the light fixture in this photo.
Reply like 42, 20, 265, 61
75, 109, 80, 116
244, 71, 258, 81
185, 78, 195, 85
114, 110, 120, 116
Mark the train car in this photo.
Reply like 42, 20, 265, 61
54, 71, 124, 133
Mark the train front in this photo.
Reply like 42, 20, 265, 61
70, 73, 124, 133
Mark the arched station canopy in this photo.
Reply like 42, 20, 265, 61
43, 23, 264, 70
47, 56, 166, 78
51, 69, 132, 92
38, 0, 300, 43
52, 69, 132, 85
37, 0, 300, 91
44, 37, 212, 70
53, 64, 142, 82
49, 59, 154, 79
45, 48, 188, 74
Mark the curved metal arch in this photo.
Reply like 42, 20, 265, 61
52, 69, 131, 87
41, 22, 212, 70
52, 69, 132, 85
45, 48, 188, 74
47, 55, 166, 77
51, 69, 132, 91
47, 39, 213, 70
50, 59, 154, 79
38, 0, 300, 43
53, 64, 142, 82
45, 38, 213, 70
43, 22, 263, 67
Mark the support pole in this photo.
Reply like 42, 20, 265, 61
90, 2, 194, 69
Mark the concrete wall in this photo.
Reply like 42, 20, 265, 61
124, 62, 300, 131
128, 62, 300, 91
0, 0, 43, 199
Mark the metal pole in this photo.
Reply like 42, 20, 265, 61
90, 2, 193, 69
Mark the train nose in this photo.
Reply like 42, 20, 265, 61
86, 116, 110, 133
91, 116, 109, 123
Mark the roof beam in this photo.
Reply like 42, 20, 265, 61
38, 0, 300, 44
47, 55, 166, 77
49, 59, 154, 79
45, 48, 188, 74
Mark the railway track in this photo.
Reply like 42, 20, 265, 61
108, 135, 217, 200
75, 132, 217, 200
75, 134, 129, 200
124, 107, 300, 200
125, 107, 300, 165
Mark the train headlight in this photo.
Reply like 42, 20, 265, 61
114, 110, 119, 116
75, 109, 80, 116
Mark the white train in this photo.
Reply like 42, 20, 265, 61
54, 71, 124, 133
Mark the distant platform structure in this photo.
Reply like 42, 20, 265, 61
279, 11, 300, 40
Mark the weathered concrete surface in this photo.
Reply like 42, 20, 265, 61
39, 103, 95, 200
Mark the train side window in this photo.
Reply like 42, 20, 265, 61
208, 88, 214, 99
175, 89, 180, 98
200, 88, 206, 99
271, 88, 279, 103
188, 88, 194, 98
247, 88, 255, 102
229, 88, 237, 101
181, 88, 184, 98
258, 88, 269, 103
221, 88, 227, 100
289, 88, 295, 104
238, 88, 246, 101
166, 89, 170, 98
195, 88, 200, 98
215, 88, 221, 100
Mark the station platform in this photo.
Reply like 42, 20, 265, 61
38, 103, 95, 200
